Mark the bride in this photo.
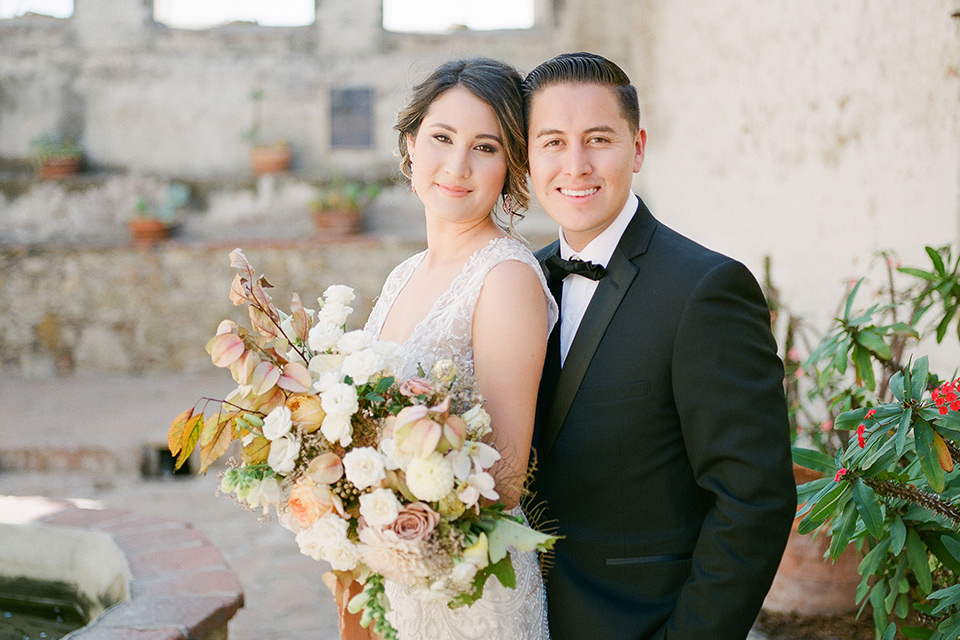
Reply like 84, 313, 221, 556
339, 57, 557, 640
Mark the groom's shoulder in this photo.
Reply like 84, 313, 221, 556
642, 211, 734, 278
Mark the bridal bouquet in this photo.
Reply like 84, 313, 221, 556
168, 249, 558, 638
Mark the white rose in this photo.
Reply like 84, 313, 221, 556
262, 405, 293, 440
308, 321, 343, 352
312, 370, 343, 394
321, 382, 359, 417
324, 540, 361, 572
449, 561, 478, 588
337, 330, 373, 354
317, 302, 351, 328
359, 488, 402, 527
314, 513, 351, 547
343, 447, 387, 491
323, 285, 356, 306
267, 434, 300, 474
321, 414, 353, 447
405, 452, 455, 502
341, 349, 383, 385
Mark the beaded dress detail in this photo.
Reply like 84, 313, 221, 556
363, 236, 557, 640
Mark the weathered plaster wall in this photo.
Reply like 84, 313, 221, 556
634, 1, 960, 334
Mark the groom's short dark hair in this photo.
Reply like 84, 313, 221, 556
522, 52, 640, 134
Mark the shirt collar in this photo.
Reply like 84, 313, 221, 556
559, 191, 638, 267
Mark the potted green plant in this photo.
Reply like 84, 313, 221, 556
127, 183, 189, 247
30, 132, 83, 179
791, 246, 960, 640
309, 180, 381, 237
242, 89, 291, 177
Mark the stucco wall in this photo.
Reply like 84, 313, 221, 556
634, 1, 960, 334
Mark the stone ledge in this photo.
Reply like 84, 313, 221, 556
0, 496, 243, 640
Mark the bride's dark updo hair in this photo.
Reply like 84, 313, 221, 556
395, 57, 529, 229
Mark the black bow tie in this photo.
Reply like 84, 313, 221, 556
545, 254, 606, 282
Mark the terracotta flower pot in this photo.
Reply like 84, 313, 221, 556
128, 218, 171, 247
762, 463, 861, 615
250, 145, 291, 176
311, 208, 362, 238
38, 156, 81, 179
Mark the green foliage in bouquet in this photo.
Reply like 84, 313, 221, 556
792, 246, 960, 640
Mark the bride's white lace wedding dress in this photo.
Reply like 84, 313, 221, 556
363, 236, 558, 640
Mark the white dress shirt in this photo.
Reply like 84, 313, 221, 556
558, 191, 638, 366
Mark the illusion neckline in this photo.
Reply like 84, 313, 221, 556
376, 236, 518, 347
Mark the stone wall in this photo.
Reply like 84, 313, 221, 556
0, 239, 421, 376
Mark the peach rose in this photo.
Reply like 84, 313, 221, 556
287, 478, 338, 528
390, 502, 440, 542
288, 394, 326, 433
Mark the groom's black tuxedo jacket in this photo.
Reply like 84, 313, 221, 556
532, 198, 796, 640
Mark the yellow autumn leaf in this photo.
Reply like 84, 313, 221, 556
176, 413, 203, 470
168, 408, 193, 455
242, 435, 271, 465
200, 413, 235, 474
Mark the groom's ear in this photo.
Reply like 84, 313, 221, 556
633, 127, 647, 174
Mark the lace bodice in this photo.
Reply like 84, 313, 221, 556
364, 236, 558, 382
363, 236, 556, 640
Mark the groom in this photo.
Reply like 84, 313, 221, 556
525, 52, 796, 640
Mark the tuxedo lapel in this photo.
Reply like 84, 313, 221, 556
538, 199, 658, 459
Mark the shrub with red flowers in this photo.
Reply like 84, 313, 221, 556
783, 246, 960, 640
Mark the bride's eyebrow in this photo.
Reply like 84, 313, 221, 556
427, 122, 502, 145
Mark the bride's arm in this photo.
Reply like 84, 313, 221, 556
472, 260, 549, 509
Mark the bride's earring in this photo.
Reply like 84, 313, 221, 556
409, 159, 416, 194
502, 193, 514, 219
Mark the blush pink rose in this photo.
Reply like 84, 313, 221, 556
390, 501, 440, 541
400, 376, 435, 397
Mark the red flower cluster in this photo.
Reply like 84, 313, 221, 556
834, 468, 848, 482
856, 424, 866, 448
932, 379, 960, 416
